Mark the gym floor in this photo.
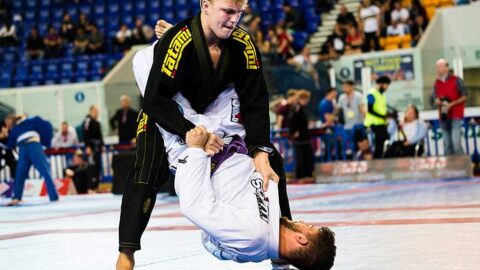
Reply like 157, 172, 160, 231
2, 178, 480, 270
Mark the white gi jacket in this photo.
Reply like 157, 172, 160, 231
175, 147, 280, 262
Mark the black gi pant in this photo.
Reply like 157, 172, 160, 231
293, 141, 314, 179
119, 112, 291, 251
371, 124, 389, 159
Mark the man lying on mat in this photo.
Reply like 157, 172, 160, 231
174, 125, 336, 270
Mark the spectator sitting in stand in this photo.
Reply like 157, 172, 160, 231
391, 1, 410, 25
327, 24, 346, 55
0, 21, 18, 46
87, 24, 104, 55
411, 15, 428, 46
345, 23, 363, 54
60, 13, 75, 43
115, 23, 132, 53
73, 27, 88, 55
287, 45, 320, 90
131, 18, 154, 45
26, 27, 44, 60
387, 20, 406, 37
64, 149, 95, 194
283, 3, 303, 30
51, 121, 79, 149
76, 12, 92, 33
276, 23, 294, 62
385, 104, 427, 158
44, 25, 63, 58
336, 4, 356, 29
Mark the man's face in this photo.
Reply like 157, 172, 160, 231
61, 123, 68, 133
120, 99, 130, 109
436, 62, 449, 77
203, 0, 245, 40
90, 107, 99, 119
378, 83, 389, 92
342, 83, 353, 94
281, 217, 319, 236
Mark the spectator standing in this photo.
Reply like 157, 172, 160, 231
276, 24, 293, 61
60, 13, 75, 43
364, 76, 391, 158
87, 24, 104, 55
288, 90, 314, 180
283, 3, 303, 30
82, 105, 104, 191
0, 114, 16, 179
336, 4, 356, 29
318, 87, 338, 124
359, 0, 381, 51
51, 121, 79, 148
26, 27, 44, 60
44, 26, 63, 58
327, 24, 346, 54
432, 59, 466, 155
274, 89, 298, 130
337, 80, 366, 130
109, 95, 138, 144
73, 28, 88, 55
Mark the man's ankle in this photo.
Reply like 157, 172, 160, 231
116, 250, 135, 270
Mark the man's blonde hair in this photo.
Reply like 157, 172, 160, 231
201, 0, 248, 8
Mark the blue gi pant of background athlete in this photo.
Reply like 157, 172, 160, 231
13, 142, 59, 201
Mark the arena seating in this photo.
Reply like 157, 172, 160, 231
1, 0, 321, 89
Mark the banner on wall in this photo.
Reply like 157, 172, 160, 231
353, 54, 415, 82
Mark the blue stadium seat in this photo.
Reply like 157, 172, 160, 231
59, 75, 73, 84
45, 60, 59, 75
52, 8, 64, 22
60, 59, 75, 75
75, 75, 89, 83
88, 72, 103, 82
94, 4, 106, 17
3, 51, 17, 63
44, 74, 59, 85
75, 58, 89, 76
13, 79, 28, 88
90, 56, 105, 73
30, 62, 44, 76
79, 5, 92, 15
29, 74, 45, 86
39, 0, 51, 8
123, 14, 134, 27
163, 0, 174, 8
66, 5, 78, 19
0, 76, 11, 88
162, 10, 175, 23
108, 3, 120, 15
26, 0, 37, 9
15, 64, 29, 80
24, 10, 36, 22
39, 9, 50, 22
122, 1, 133, 13
135, 1, 147, 13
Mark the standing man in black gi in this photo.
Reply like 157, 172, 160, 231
117, 1, 292, 269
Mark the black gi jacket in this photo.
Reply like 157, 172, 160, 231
143, 14, 270, 150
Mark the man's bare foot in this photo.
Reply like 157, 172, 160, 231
6, 199, 21, 206
116, 251, 135, 270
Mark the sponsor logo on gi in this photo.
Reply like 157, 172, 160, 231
231, 98, 241, 123
161, 26, 192, 78
232, 28, 260, 70
250, 178, 269, 223
136, 113, 148, 137
143, 198, 151, 214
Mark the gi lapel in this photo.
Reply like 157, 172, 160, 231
191, 14, 231, 98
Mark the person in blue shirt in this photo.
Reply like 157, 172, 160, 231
318, 87, 337, 124
6, 114, 59, 206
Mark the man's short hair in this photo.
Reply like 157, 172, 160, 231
201, 0, 248, 8
289, 227, 337, 270
287, 89, 298, 97
343, 80, 355, 86
297, 89, 311, 99
376, 76, 391, 85
326, 87, 336, 95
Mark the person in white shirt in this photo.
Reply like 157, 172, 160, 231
175, 125, 336, 270
51, 121, 79, 148
387, 20, 407, 37
287, 45, 320, 90
390, 1, 410, 24
359, 0, 381, 51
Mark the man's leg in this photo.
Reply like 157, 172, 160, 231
371, 125, 389, 159
441, 120, 453, 155
451, 119, 465, 155
29, 143, 59, 201
11, 146, 30, 202
117, 112, 170, 269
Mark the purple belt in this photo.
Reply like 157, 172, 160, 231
211, 135, 248, 175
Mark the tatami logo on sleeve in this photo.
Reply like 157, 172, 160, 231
161, 26, 192, 78
232, 28, 260, 70
136, 113, 148, 137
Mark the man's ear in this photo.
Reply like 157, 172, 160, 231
294, 233, 309, 246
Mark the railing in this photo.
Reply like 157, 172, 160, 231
1, 118, 479, 182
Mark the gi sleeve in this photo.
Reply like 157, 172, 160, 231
142, 38, 195, 138
234, 40, 271, 150
175, 148, 259, 249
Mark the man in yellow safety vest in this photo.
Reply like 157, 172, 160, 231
364, 76, 391, 158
